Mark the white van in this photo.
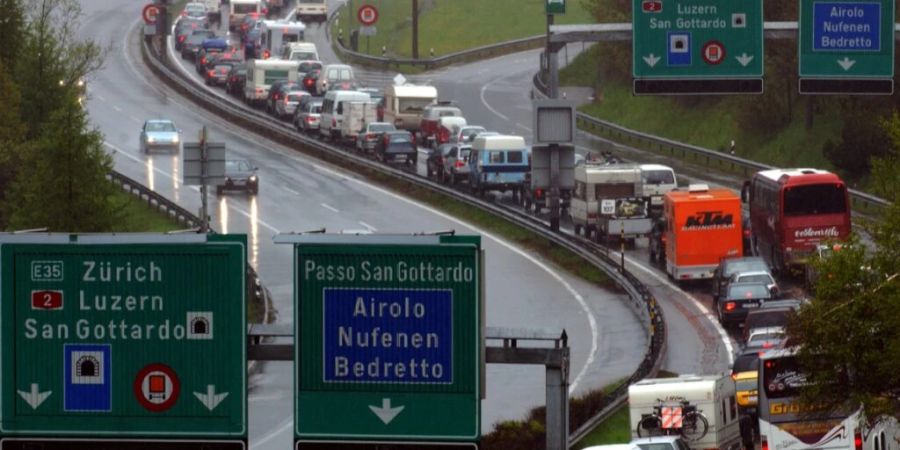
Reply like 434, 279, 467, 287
640, 164, 677, 214
258, 19, 306, 59
229, 0, 261, 31
319, 90, 372, 140
628, 375, 743, 450
383, 84, 438, 132
316, 64, 355, 95
281, 42, 319, 62
244, 59, 300, 106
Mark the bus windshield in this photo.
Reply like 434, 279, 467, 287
762, 355, 808, 399
783, 184, 846, 216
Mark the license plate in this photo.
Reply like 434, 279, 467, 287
743, 302, 760, 308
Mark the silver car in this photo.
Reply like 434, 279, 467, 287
275, 91, 308, 119
294, 101, 322, 133
140, 120, 181, 153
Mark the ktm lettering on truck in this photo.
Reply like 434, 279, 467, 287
683, 211, 735, 230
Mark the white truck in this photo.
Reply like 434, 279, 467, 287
571, 163, 651, 244
202, 0, 220, 24
629, 375, 743, 450
340, 101, 378, 143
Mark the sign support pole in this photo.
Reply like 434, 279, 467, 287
547, 14, 559, 98
200, 126, 209, 233
549, 143, 560, 232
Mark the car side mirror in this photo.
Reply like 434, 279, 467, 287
178, 129, 183, 134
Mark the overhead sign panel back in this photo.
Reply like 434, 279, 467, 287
0, 235, 247, 439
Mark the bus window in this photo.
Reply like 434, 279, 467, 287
762, 356, 807, 399
783, 184, 847, 216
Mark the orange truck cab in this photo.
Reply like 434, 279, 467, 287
663, 185, 742, 281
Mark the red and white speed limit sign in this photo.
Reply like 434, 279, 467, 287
142, 3, 160, 24
357, 4, 379, 26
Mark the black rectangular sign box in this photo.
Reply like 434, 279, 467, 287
799, 78, 894, 95
634, 78, 764, 95
0, 439, 246, 450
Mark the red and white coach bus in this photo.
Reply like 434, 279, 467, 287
742, 168, 851, 273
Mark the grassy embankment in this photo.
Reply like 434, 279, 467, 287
332, 0, 593, 58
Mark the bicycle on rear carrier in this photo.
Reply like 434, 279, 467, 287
636, 399, 709, 442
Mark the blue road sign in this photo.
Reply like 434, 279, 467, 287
667, 32, 692, 66
322, 288, 453, 384
64, 344, 111, 412
813, 1, 881, 52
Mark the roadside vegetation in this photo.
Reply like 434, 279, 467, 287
331, 0, 592, 58
561, 0, 900, 193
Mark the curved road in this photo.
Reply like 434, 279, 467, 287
78, 1, 646, 448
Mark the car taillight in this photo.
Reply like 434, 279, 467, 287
761, 438, 768, 450
274, 93, 281, 100
208, 70, 215, 77
455, 160, 465, 168
304, 79, 313, 87
725, 302, 736, 311
284, 97, 290, 104
332, 118, 336, 127
535, 188, 543, 199
306, 116, 315, 123
178, 36, 186, 42
263, 50, 270, 59
854, 432, 862, 450
366, 133, 375, 140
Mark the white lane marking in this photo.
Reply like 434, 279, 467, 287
608, 246, 735, 365
309, 162, 599, 393
283, 187, 300, 195
250, 417, 293, 449
479, 80, 509, 121
103, 141, 281, 234
320, 203, 339, 213
358, 221, 377, 232
97, 95, 106, 102
112, 105, 122, 112
129, 116, 142, 123
515, 122, 532, 132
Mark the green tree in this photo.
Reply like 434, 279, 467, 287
789, 121, 900, 418
4, 95, 125, 232
16, 0, 105, 139
0, 0, 25, 75
0, 61, 26, 226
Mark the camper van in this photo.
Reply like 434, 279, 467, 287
258, 20, 306, 59
629, 375, 743, 450
383, 84, 438, 132
571, 163, 651, 243
281, 42, 319, 62
468, 135, 530, 198
640, 164, 678, 215
244, 59, 300, 106
229, 0, 262, 31
319, 90, 372, 141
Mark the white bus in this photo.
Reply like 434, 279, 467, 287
759, 349, 899, 450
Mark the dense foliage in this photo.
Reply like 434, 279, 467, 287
0, 0, 123, 231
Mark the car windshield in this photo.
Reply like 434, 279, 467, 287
732, 352, 760, 374
736, 274, 773, 284
637, 443, 677, 450
390, 135, 412, 144
746, 310, 792, 329
461, 127, 485, 140
146, 122, 175, 132
727, 283, 770, 299
226, 160, 252, 172
643, 169, 675, 184
310, 104, 322, 113
214, 64, 232, 72
749, 332, 783, 344
783, 184, 847, 216
287, 94, 305, 102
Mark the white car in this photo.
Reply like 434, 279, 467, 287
139, 120, 181, 154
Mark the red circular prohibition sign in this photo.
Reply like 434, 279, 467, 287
134, 363, 181, 412
702, 41, 726, 65
357, 4, 379, 26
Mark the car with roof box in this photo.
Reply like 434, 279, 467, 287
713, 256, 771, 303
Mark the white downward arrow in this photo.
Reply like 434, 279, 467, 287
736, 53, 754, 67
194, 384, 229, 411
369, 398, 405, 425
17, 383, 51, 410
837, 57, 856, 71
643, 53, 661, 68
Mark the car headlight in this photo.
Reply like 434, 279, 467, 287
147, 137, 156, 143
249, 175, 258, 183
172, 135, 179, 144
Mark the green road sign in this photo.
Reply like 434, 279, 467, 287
632, 0, 763, 84
547, 0, 566, 14
288, 234, 482, 444
0, 234, 246, 439
799, 0, 894, 92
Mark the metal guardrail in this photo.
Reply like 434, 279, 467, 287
327, 3, 545, 71
533, 72, 891, 216
140, 35, 665, 446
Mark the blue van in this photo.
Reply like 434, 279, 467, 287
468, 135, 530, 197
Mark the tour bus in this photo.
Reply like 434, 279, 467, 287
758, 349, 899, 450
258, 19, 306, 60
742, 169, 851, 273
229, 0, 262, 31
